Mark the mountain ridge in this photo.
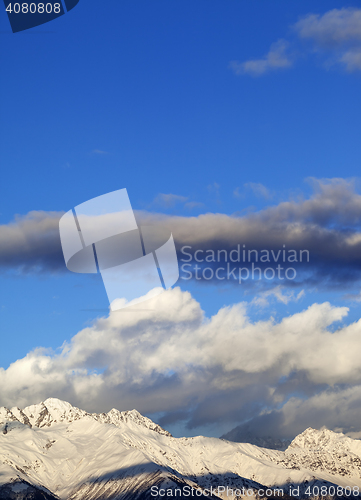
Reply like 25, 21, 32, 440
1, 399, 360, 500
1, 397, 171, 437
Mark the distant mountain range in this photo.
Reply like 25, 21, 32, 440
1, 398, 360, 499
220, 427, 291, 451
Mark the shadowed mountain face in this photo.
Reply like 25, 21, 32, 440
0, 479, 59, 500
0, 399, 360, 500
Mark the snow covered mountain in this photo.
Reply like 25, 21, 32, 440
0, 399, 360, 500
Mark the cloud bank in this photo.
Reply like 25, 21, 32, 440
2, 178, 361, 290
1, 287, 361, 440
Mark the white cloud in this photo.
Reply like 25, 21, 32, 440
154, 193, 188, 208
339, 47, 361, 72
231, 8, 361, 76
278, 385, 361, 438
184, 201, 204, 210
91, 149, 109, 155
294, 8, 361, 47
245, 182, 274, 200
1, 288, 361, 438
234, 183, 274, 200
251, 286, 305, 307
230, 40, 292, 77
294, 8, 361, 72
207, 182, 220, 196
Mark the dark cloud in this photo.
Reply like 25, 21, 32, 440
2, 179, 361, 291
221, 411, 288, 444
145, 178, 361, 289
0, 211, 64, 273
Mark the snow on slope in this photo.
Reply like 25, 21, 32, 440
280, 428, 361, 479
0, 399, 360, 500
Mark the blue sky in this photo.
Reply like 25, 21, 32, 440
1, 0, 361, 439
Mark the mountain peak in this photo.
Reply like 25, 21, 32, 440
287, 426, 348, 451
42, 397, 74, 411
0, 398, 171, 436
97, 407, 171, 436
